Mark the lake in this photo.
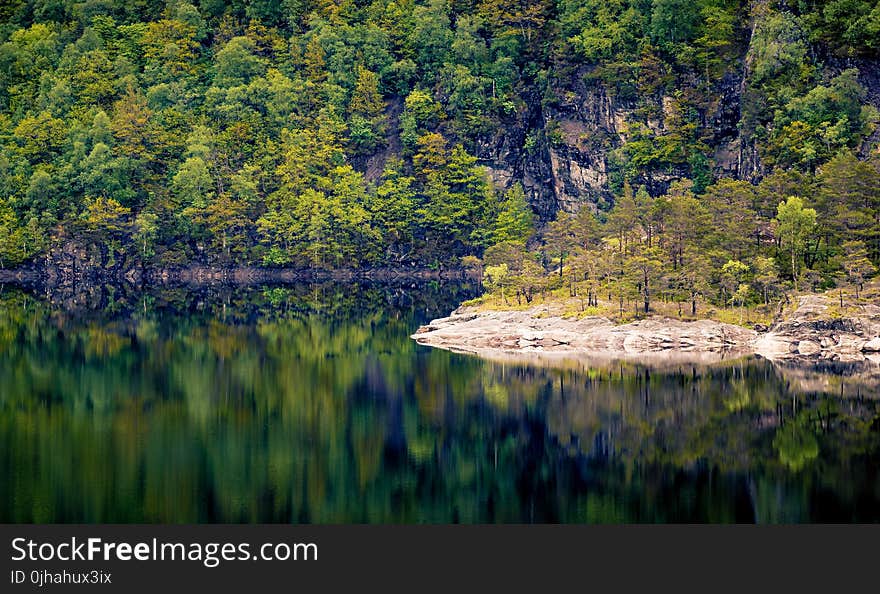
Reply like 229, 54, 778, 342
1, 280, 878, 523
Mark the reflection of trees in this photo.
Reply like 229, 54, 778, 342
470, 357, 880, 521
773, 420, 819, 471
1, 283, 879, 522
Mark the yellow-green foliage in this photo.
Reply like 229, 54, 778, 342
0, 0, 877, 275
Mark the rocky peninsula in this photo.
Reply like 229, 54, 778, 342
413, 294, 880, 367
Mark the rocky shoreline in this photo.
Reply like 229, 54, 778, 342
412, 295, 880, 366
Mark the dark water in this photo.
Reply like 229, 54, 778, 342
1, 281, 879, 523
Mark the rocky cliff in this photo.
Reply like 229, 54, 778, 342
463, 18, 880, 221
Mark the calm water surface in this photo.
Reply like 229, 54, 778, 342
1, 281, 879, 523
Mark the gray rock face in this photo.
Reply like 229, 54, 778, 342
471, 45, 880, 224
755, 295, 880, 362
475, 57, 751, 221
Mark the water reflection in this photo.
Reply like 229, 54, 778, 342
0, 282, 878, 523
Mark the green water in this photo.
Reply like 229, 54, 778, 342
1, 281, 878, 523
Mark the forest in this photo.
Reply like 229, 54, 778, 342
0, 0, 878, 317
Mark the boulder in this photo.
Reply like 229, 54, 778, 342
796, 340, 821, 356
862, 337, 880, 353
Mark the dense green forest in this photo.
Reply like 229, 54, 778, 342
0, 0, 878, 313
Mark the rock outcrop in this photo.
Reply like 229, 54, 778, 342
413, 308, 756, 364
412, 295, 880, 368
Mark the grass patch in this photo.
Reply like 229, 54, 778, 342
473, 289, 777, 328
709, 307, 774, 328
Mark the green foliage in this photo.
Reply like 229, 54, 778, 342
400, 88, 443, 152
0, 198, 35, 268
479, 163, 876, 321
841, 240, 876, 296
650, 0, 701, 48
766, 69, 878, 170
491, 184, 534, 245
213, 37, 266, 88
799, 0, 880, 56
348, 66, 387, 155
564, 0, 648, 63
483, 262, 510, 302
775, 196, 818, 292
0, 0, 876, 279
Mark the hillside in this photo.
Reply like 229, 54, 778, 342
0, 0, 877, 295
